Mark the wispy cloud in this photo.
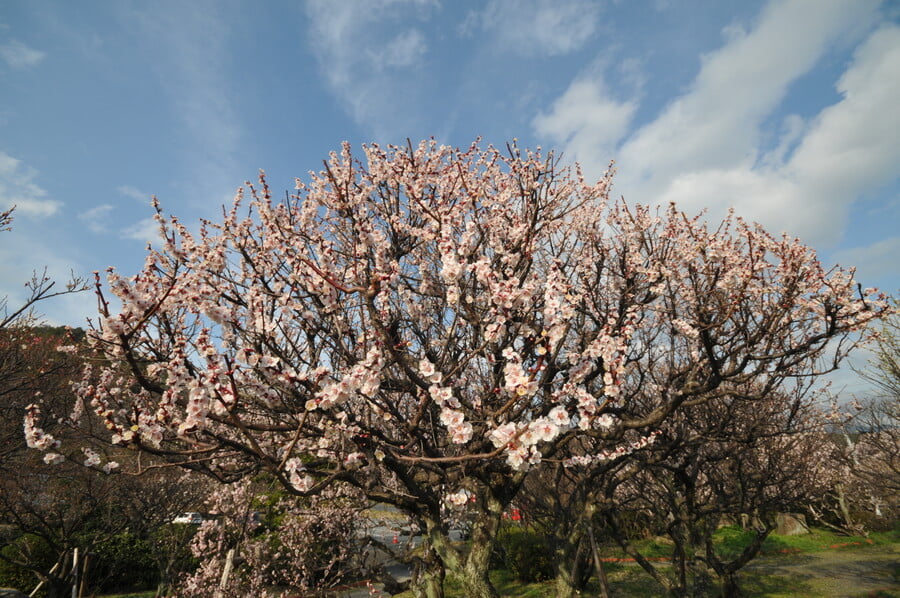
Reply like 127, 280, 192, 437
117, 185, 150, 204
462, 0, 600, 57
615, 0, 879, 199
648, 21, 899, 246
834, 236, 900, 291
78, 204, 114, 234
534, 0, 892, 248
533, 75, 637, 171
0, 39, 45, 69
121, 217, 161, 245
370, 29, 427, 69
304, 0, 436, 136
118, 2, 242, 205
0, 151, 62, 217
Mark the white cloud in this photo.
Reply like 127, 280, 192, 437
466, 0, 600, 57
654, 23, 900, 244
371, 29, 427, 69
0, 40, 45, 69
833, 236, 900, 292
0, 151, 62, 218
533, 77, 636, 167
616, 0, 879, 196
304, 0, 435, 134
117, 185, 150, 203
79, 204, 114, 234
785, 25, 900, 206
121, 217, 162, 245
534, 0, 894, 248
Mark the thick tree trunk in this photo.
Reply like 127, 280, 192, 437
410, 568, 444, 598
457, 509, 501, 598
553, 525, 585, 598
449, 493, 504, 598
686, 556, 716, 598
719, 572, 743, 598
706, 522, 770, 598
423, 480, 523, 598
687, 520, 716, 598
409, 544, 445, 598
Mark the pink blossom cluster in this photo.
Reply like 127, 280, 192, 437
444, 488, 471, 509
564, 430, 661, 468
308, 347, 384, 411
24, 404, 59, 452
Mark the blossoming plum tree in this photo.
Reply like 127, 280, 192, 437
178, 479, 361, 597
28, 140, 888, 597
597, 387, 836, 598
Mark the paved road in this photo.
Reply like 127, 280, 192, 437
339, 506, 467, 597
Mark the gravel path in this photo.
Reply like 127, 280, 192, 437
746, 545, 899, 597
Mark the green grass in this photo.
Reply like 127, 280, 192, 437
389, 564, 826, 598
96, 527, 898, 598
609, 526, 900, 561
393, 570, 557, 597
391, 526, 898, 598
759, 527, 897, 553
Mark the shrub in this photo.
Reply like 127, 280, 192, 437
0, 554, 38, 594
0, 534, 55, 595
493, 527, 555, 583
91, 531, 157, 592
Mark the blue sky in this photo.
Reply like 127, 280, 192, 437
1, 0, 898, 340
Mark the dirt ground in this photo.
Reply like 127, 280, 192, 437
745, 545, 899, 597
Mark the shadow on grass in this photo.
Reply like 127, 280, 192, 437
737, 570, 818, 597
599, 562, 817, 598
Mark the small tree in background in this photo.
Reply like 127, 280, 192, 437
27, 140, 889, 597
818, 305, 900, 532
178, 479, 363, 597
598, 388, 834, 598
846, 397, 900, 524
0, 210, 203, 596
0, 327, 207, 597
0, 208, 93, 597
855, 302, 900, 519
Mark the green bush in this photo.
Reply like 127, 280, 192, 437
150, 523, 200, 584
493, 527, 555, 583
0, 554, 39, 594
0, 534, 55, 595
91, 532, 157, 592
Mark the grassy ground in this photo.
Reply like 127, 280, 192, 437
96, 527, 898, 597
601, 526, 898, 560
388, 527, 899, 598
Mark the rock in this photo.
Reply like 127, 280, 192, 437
718, 515, 737, 528
740, 513, 763, 530
775, 512, 809, 536
0, 589, 29, 598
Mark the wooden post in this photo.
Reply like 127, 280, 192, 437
71, 548, 78, 598
78, 552, 91, 598
215, 548, 236, 598
588, 524, 610, 598
28, 561, 59, 597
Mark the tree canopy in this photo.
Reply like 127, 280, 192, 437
26, 140, 890, 597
